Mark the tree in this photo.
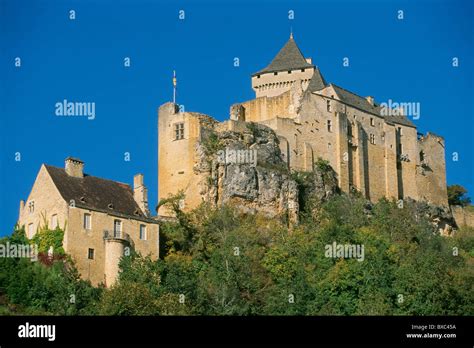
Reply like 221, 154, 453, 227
447, 184, 471, 206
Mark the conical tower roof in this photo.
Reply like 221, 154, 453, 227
252, 35, 314, 76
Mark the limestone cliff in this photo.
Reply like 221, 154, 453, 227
191, 122, 338, 223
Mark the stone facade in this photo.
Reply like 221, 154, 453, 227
157, 36, 448, 213
18, 158, 159, 286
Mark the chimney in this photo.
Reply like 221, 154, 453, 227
133, 174, 150, 217
366, 96, 375, 106
65, 157, 84, 178
19, 200, 24, 216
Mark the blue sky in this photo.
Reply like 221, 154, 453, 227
1, 0, 473, 235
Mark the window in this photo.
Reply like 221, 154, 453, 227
288, 70, 292, 74
174, 123, 184, 140
83, 213, 91, 230
257, 75, 260, 79
114, 220, 122, 238
370, 134, 375, 144
326, 100, 331, 112
301, 69, 305, 72
139, 225, 147, 240
420, 151, 425, 162
88, 248, 94, 260
370, 118, 375, 126
274, 72, 278, 76
28, 223, 34, 239
327, 120, 332, 132
28, 201, 34, 214
398, 127, 403, 136
51, 214, 58, 229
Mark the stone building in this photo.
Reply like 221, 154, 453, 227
157, 35, 448, 215
18, 157, 159, 286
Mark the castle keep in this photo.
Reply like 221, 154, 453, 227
158, 35, 448, 215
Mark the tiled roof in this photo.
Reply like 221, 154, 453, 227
45, 165, 155, 222
252, 37, 314, 76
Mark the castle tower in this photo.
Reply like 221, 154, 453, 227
251, 34, 322, 98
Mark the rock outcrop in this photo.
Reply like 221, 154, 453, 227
193, 123, 303, 223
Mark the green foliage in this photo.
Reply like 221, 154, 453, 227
202, 132, 224, 156
315, 157, 331, 172
31, 226, 65, 255
447, 184, 471, 206
2, 195, 473, 316
0, 235, 101, 315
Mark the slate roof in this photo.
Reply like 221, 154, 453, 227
44, 165, 155, 222
252, 36, 314, 76
307, 67, 327, 92
330, 84, 416, 128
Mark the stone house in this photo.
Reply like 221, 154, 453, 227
17, 157, 159, 286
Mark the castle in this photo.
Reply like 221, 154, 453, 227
17, 35, 452, 287
157, 35, 449, 215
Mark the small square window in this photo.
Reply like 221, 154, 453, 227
274, 72, 278, 76
174, 123, 184, 140
88, 248, 94, 260
288, 70, 292, 74
301, 69, 305, 72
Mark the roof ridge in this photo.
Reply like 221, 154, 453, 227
44, 164, 132, 188
331, 83, 371, 101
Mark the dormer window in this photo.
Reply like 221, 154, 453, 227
108, 203, 114, 210
174, 123, 184, 140
80, 196, 86, 203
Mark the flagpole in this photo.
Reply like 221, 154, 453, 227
173, 70, 177, 104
